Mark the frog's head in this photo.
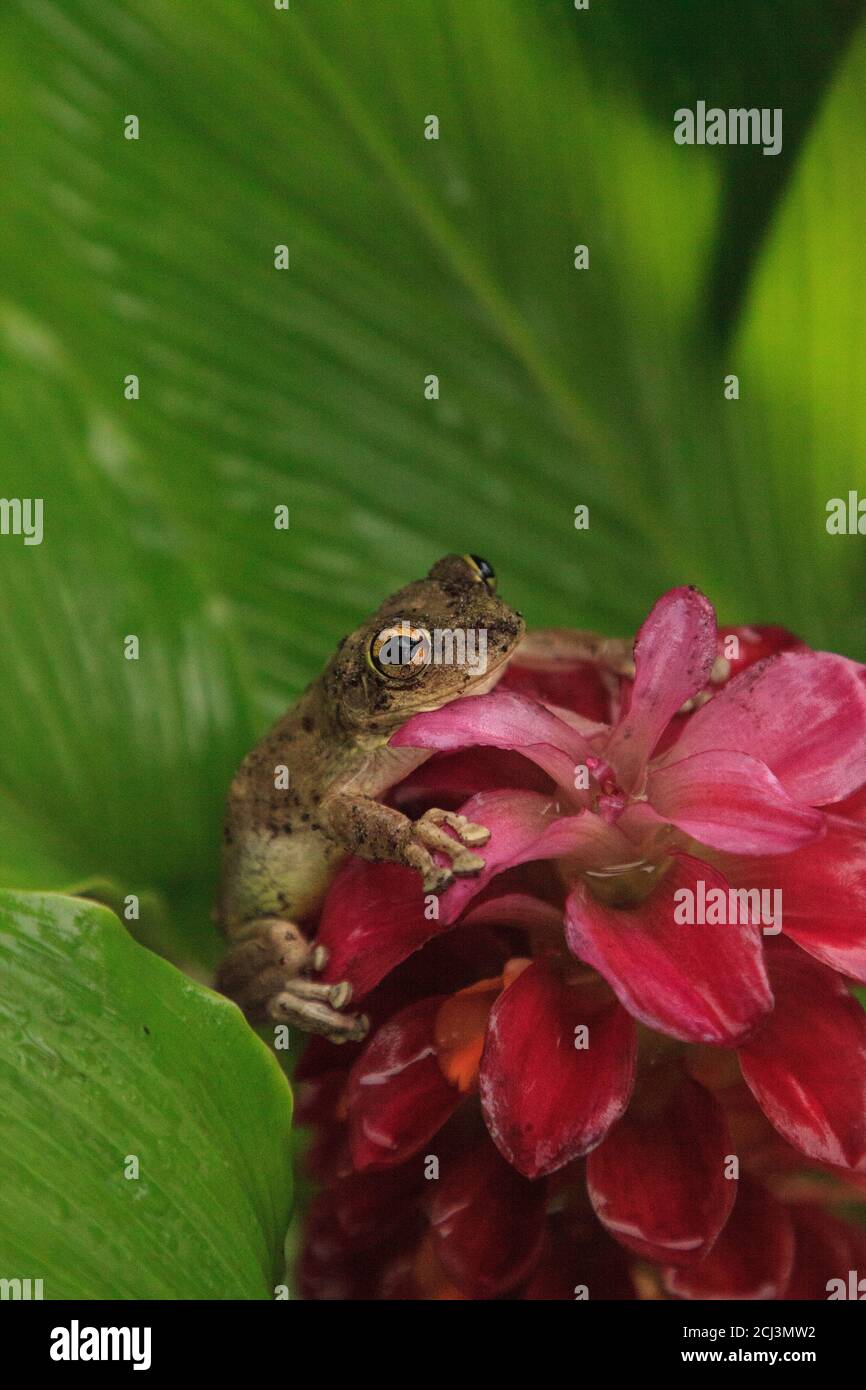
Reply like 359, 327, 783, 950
326, 553, 525, 739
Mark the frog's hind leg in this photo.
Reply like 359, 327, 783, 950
216, 917, 368, 1043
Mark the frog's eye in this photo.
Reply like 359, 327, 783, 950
464, 553, 496, 592
368, 624, 432, 679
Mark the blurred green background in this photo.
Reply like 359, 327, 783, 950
1, 0, 865, 1296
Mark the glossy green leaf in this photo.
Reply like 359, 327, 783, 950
732, 22, 866, 654
575, 0, 866, 337
0, 339, 254, 898
1, 0, 862, 719
0, 0, 721, 718
0, 891, 293, 1298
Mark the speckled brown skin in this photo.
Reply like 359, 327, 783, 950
215, 555, 524, 1041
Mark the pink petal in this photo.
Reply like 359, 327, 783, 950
716, 624, 805, 680
784, 1206, 866, 1300
522, 1215, 637, 1300
318, 858, 441, 998
565, 853, 773, 1045
587, 1072, 735, 1264
719, 822, 866, 982
664, 1177, 794, 1300
542, 703, 609, 740
390, 689, 594, 791
304, 1165, 422, 1258
479, 963, 636, 1177
435, 790, 627, 926
391, 747, 553, 811
428, 1140, 547, 1297
661, 650, 866, 805
346, 996, 461, 1171
501, 651, 612, 723
738, 947, 866, 1170
831, 784, 866, 821
319, 791, 611, 995
461, 893, 565, 934
603, 587, 717, 792
646, 749, 824, 854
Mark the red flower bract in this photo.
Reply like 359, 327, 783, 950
299, 588, 866, 1299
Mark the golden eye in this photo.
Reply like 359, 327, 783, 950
368, 624, 432, 679
464, 553, 496, 591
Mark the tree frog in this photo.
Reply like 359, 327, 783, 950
215, 554, 524, 1041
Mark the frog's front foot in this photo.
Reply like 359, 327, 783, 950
405, 808, 490, 895
216, 918, 368, 1044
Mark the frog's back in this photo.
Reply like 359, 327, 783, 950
215, 685, 350, 931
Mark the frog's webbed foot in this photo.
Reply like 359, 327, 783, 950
216, 918, 368, 1044
405, 808, 490, 895
322, 792, 490, 898
267, 978, 368, 1043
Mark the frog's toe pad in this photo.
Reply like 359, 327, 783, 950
217, 919, 366, 1043
412, 808, 489, 884
422, 808, 491, 847
268, 989, 369, 1043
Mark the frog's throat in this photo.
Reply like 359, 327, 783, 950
413, 650, 512, 713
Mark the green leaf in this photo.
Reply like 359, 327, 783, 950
730, 21, 866, 656
574, 0, 866, 338
0, 0, 722, 716
0, 0, 865, 922
0, 890, 293, 1298
0, 338, 255, 897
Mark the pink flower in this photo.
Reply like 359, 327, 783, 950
300, 587, 866, 1297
